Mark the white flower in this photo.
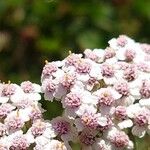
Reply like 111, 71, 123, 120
21, 81, 41, 101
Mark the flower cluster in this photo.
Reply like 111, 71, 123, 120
0, 81, 70, 150
41, 35, 150, 150
0, 35, 150, 149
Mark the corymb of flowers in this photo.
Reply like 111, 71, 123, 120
0, 35, 150, 150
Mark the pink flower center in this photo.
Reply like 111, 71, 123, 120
140, 80, 150, 98
84, 50, 99, 61
117, 35, 128, 47
31, 122, 46, 137
10, 136, 29, 150
137, 62, 150, 72
29, 109, 42, 121
0, 104, 14, 119
21, 81, 34, 93
66, 53, 81, 66
6, 117, 24, 131
79, 131, 95, 145
2, 84, 16, 96
60, 74, 75, 88
123, 65, 137, 81
81, 112, 98, 129
65, 93, 81, 108
112, 132, 129, 148
104, 47, 116, 59
134, 114, 148, 127
115, 106, 127, 120
125, 49, 136, 61
97, 117, 112, 131
46, 80, 55, 92
76, 61, 91, 74
53, 121, 70, 135
99, 91, 114, 106
101, 64, 114, 77
114, 81, 129, 96
42, 63, 57, 76
141, 44, 150, 54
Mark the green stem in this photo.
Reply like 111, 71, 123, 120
128, 129, 137, 150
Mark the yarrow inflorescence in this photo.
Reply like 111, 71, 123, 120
0, 35, 150, 149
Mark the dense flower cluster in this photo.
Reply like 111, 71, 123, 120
0, 35, 150, 149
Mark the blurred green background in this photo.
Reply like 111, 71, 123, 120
0, 0, 150, 149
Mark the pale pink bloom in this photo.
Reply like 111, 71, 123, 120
114, 80, 129, 97
75, 113, 106, 132
125, 49, 136, 61
4, 111, 25, 133
79, 129, 97, 147
13, 98, 37, 109
137, 62, 150, 73
140, 43, 150, 54
108, 35, 135, 51
59, 72, 76, 89
128, 78, 141, 100
28, 105, 44, 121
106, 127, 133, 149
42, 72, 76, 100
115, 106, 127, 120
104, 47, 116, 60
9, 135, 30, 150
123, 64, 137, 81
8, 131, 34, 150
51, 116, 77, 142
74, 59, 91, 82
0, 103, 15, 119
100, 63, 117, 85
85, 77, 99, 91
35, 140, 71, 150
62, 92, 81, 109
139, 79, 150, 98
0, 83, 24, 103
74, 105, 107, 131
114, 106, 133, 129
97, 117, 112, 132
27, 119, 56, 141
116, 48, 135, 61
21, 81, 41, 101
93, 139, 111, 150
41, 78, 56, 101
139, 79, 150, 107
65, 52, 82, 66
93, 88, 121, 115
101, 63, 114, 78
117, 35, 128, 47
62, 89, 98, 119
108, 35, 137, 62
47, 140, 72, 150
84, 48, 105, 63
127, 104, 150, 137
41, 62, 58, 80
84, 49, 99, 62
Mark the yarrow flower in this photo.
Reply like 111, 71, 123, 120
0, 35, 149, 149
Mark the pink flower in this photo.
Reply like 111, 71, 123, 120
21, 81, 41, 101
51, 116, 77, 142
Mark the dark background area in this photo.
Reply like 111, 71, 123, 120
0, 0, 149, 83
